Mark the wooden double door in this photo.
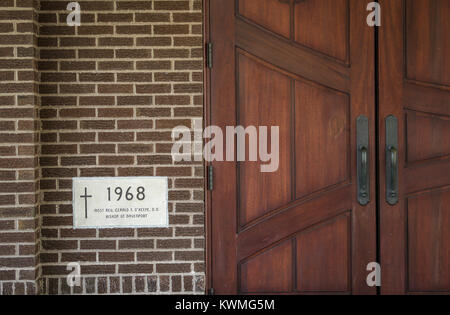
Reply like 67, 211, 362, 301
207, 0, 449, 295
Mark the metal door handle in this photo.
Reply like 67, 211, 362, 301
357, 116, 370, 206
360, 146, 368, 193
389, 147, 397, 191
386, 116, 399, 205
387, 146, 398, 203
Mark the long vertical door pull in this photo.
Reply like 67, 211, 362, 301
385, 115, 399, 205
357, 116, 370, 206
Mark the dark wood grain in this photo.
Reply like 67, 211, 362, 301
406, 0, 450, 87
238, 0, 291, 38
379, 0, 450, 294
237, 52, 292, 227
407, 189, 449, 292
294, 0, 349, 62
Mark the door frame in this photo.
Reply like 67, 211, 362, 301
203, 0, 212, 295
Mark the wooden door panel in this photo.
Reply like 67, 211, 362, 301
296, 214, 351, 292
238, 0, 291, 38
405, 0, 449, 87
239, 240, 293, 293
236, 18, 350, 92
295, 82, 350, 199
294, 0, 349, 62
237, 186, 352, 262
407, 189, 449, 292
210, 0, 376, 294
238, 52, 292, 227
405, 84, 450, 116
379, 0, 450, 294
406, 111, 450, 163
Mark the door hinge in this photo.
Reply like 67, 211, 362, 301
208, 287, 215, 295
206, 42, 213, 69
208, 165, 214, 191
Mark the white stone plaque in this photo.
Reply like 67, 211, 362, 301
73, 177, 168, 229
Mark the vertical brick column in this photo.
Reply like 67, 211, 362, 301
38, 0, 205, 294
0, 0, 41, 295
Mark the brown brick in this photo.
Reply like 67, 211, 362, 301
80, 240, 116, 250
116, 1, 153, 10
61, 252, 96, 262
110, 277, 120, 294
137, 252, 172, 262
60, 37, 95, 47
118, 239, 154, 250
118, 264, 153, 274
60, 61, 96, 71
97, 13, 133, 23
59, 133, 96, 143
0, 270, 15, 281
117, 96, 152, 106
116, 25, 152, 35
81, 120, 115, 130
135, 13, 170, 22
154, 1, 190, 11
118, 144, 153, 154
79, 73, 115, 82
98, 37, 134, 47
120, 118, 155, 128
78, 26, 114, 35
60, 108, 95, 118
173, 13, 202, 23
0, 23, 13, 33
137, 36, 171, 46
136, 60, 171, 70
79, 49, 114, 59
157, 239, 190, 249
99, 252, 135, 262
136, 84, 171, 94
117, 167, 154, 177
98, 85, 134, 95
99, 229, 135, 238
43, 192, 72, 202
80, 168, 115, 177
175, 251, 204, 261
60, 229, 96, 238
81, 265, 116, 275
40, 49, 76, 59
156, 263, 191, 274
42, 240, 77, 250
176, 227, 204, 237
0, 245, 15, 256
80, 144, 116, 154
99, 132, 134, 142
80, 96, 115, 106
0, 47, 14, 57
99, 61, 134, 71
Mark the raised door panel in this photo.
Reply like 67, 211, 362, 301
238, 52, 292, 227
295, 81, 350, 199
406, 111, 450, 163
296, 214, 350, 292
294, 0, 349, 62
238, 0, 291, 38
406, 0, 450, 87
407, 189, 449, 292
239, 240, 293, 293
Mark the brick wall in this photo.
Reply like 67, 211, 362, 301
0, 0, 41, 295
1, 0, 205, 295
